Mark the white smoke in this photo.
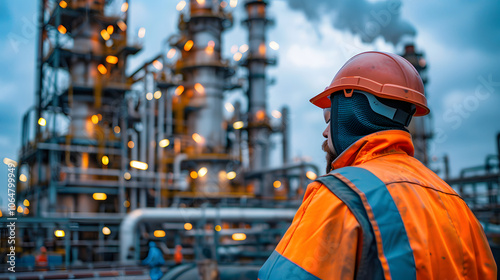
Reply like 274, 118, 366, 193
286, 0, 416, 45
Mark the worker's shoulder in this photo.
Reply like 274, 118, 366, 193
302, 180, 357, 220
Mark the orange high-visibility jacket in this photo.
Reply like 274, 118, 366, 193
259, 130, 496, 280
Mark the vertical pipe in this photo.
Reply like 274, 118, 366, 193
35, 0, 45, 139
497, 132, 500, 172
140, 89, 147, 207
281, 106, 289, 165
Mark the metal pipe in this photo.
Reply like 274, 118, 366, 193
119, 207, 296, 262
174, 154, 188, 190
281, 106, 289, 165
35, 0, 45, 139
497, 132, 500, 172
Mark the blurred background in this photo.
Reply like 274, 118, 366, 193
0, 0, 499, 279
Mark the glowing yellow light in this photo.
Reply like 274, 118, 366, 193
272, 110, 282, 119
192, 133, 205, 144
159, 139, 170, 148
38, 117, 46, 126
153, 60, 163, 70
128, 141, 135, 149
100, 29, 110, 40
138, 27, 146, 38
190, 171, 198, 179
225, 103, 234, 113
146, 92, 153, 100
226, 171, 236, 180
101, 155, 109, 166
124, 200, 130, 207
184, 223, 193, 231
256, 110, 266, 121
107, 25, 114, 35
215, 225, 221, 232
23, 199, 30, 207
175, 85, 184, 96
3, 158, 18, 167
121, 2, 129, 12
114, 126, 121, 133
91, 115, 99, 124
0, 210, 2, 217
20, 174, 27, 182
259, 43, 266, 55
102, 226, 111, 235
232, 233, 246, 241
117, 20, 127, 31
167, 48, 176, 59
229, 0, 238, 8
124, 172, 131, 180
17, 206, 23, 213
197, 0, 206, 5
269, 41, 280, 50
233, 121, 244, 130
198, 167, 208, 177
205, 44, 214, 55
154, 91, 162, 99
153, 230, 166, 238
24, 207, 29, 215
106, 55, 118, 64
97, 64, 107, 75
194, 83, 205, 94
239, 44, 248, 53
230, 45, 238, 54
176, 0, 186, 11
233, 52, 242, 61
59, 1, 68, 8
93, 193, 107, 200
273, 180, 281, 189
54, 230, 65, 238
184, 40, 194, 51
58, 25, 67, 34
306, 171, 317, 180
130, 160, 148, 170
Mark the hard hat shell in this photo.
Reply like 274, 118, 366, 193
310, 51, 429, 116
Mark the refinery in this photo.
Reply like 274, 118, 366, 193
1, 0, 499, 279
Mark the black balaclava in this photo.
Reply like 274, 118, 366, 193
330, 91, 412, 155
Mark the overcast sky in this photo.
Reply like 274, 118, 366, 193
1, 0, 499, 208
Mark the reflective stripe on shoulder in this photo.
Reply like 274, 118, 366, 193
258, 250, 321, 280
334, 166, 416, 280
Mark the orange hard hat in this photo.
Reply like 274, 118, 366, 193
310, 51, 429, 116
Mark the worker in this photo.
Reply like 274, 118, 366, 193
142, 241, 165, 280
174, 244, 183, 265
35, 246, 48, 270
259, 51, 497, 279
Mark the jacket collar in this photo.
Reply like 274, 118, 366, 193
331, 130, 414, 170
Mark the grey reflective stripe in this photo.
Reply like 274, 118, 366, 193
316, 175, 384, 280
258, 250, 321, 280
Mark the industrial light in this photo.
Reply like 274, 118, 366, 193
176, 0, 187, 11
167, 48, 176, 59
54, 230, 65, 238
24, 208, 29, 215
17, 206, 23, 213
272, 110, 282, 119
194, 83, 205, 94
117, 20, 127, 31
184, 223, 193, 231
220, 1, 227, 8
256, 110, 266, 121
20, 174, 27, 182
197, 0, 206, 5
229, 0, 238, 8
218, 170, 227, 180
154, 230, 166, 238
114, 126, 121, 133
239, 44, 248, 53
124, 200, 130, 207
146, 92, 153, 100
97, 64, 107, 75
107, 25, 114, 35
233, 52, 242, 61
59, 1, 68, 8
91, 114, 99, 124
124, 172, 131, 180
175, 85, 184, 96
101, 155, 109, 166
192, 133, 205, 144
198, 167, 208, 177
232, 233, 246, 241
184, 40, 194, 51
269, 41, 280, 50
233, 121, 244, 130
38, 117, 46, 126
100, 30, 110, 40
130, 160, 148, 170
127, 141, 135, 149
225, 103, 234, 113
159, 139, 170, 148
259, 43, 266, 55
306, 171, 317, 180
121, 2, 129, 12
215, 225, 221, 232
190, 171, 198, 179
93, 193, 107, 200
138, 27, 146, 38
106, 55, 118, 64
0, 210, 2, 217
154, 91, 162, 99
153, 60, 163, 70
102, 226, 111, 235
273, 180, 282, 189
23, 199, 30, 207
58, 25, 67, 34
226, 171, 236, 180
3, 158, 17, 167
